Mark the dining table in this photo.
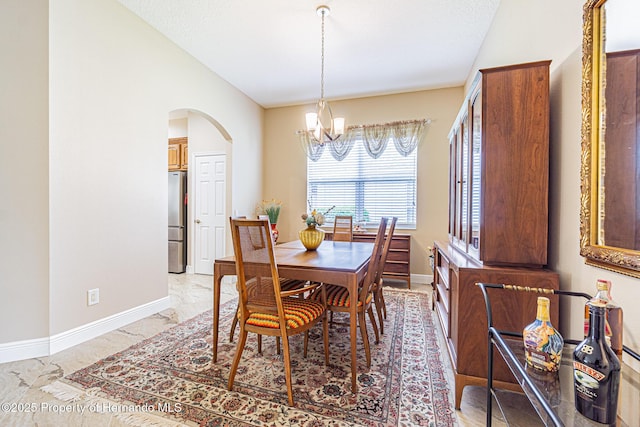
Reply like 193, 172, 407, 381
212, 239, 375, 393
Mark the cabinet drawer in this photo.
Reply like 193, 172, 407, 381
383, 261, 409, 275
439, 252, 449, 271
390, 237, 410, 249
386, 250, 408, 262
436, 281, 449, 310
352, 234, 375, 243
435, 299, 449, 337
436, 265, 449, 290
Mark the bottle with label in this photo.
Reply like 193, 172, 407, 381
574, 303, 621, 424
523, 296, 564, 372
584, 279, 624, 356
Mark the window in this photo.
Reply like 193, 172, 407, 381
307, 139, 417, 228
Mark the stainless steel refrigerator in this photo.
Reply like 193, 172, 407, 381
168, 171, 187, 273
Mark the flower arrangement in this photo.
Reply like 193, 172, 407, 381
256, 199, 282, 224
302, 204, 335, 227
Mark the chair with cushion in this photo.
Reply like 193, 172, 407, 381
229, 216, 305, 343
332, 215, 353, 242
372, 216, 397, 335
313, 217, 388, 368
227, 218, 329, 406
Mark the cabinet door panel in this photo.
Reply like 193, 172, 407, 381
168, 144, 180, 170
180, 143, 189, 170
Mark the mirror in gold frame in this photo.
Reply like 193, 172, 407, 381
580, 0, 640, 277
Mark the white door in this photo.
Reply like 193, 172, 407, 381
194, 154, 226, 275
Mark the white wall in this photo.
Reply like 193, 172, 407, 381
470, 0, 640, 354
470, 0, 640, 422
0, 0, 50, 343
1, 0, 263, 357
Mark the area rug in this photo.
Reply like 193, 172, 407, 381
43, 288, 456, 426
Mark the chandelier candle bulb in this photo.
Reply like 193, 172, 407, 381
523, 296, 564, 372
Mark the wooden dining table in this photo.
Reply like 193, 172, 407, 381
212, 239, 374, 393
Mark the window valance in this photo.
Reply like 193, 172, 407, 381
298, 119, 431, 162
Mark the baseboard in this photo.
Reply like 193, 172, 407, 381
0, 297, 171, 364
50, 297, 171, 355
0, 337, 50, 364
411, 273, 433, 285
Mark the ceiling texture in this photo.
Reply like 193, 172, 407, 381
118, 0, 500, 108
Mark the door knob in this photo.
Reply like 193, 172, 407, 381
195, 219, 201, 224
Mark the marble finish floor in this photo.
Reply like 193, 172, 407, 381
0, 274, 542, 426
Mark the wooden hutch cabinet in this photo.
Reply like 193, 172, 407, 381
433, 61, 560, 408
168, 137, 188, 171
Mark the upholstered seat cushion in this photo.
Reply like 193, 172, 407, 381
314, 284, 372, 308
246, 298, 325, 329
279, 278, 306, 291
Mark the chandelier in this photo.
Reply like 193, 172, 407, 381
305, 5, 345, 145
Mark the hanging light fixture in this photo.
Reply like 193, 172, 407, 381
305, 5, 345, 145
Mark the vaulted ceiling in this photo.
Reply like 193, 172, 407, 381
118, 0, 500, 108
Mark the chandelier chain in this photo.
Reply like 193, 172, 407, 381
320, 8, 325, 101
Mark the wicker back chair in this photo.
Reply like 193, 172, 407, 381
332, 215, 353, 242
227, 218, 329, 406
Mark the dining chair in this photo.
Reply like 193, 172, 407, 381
372, 216, 397, 335
332, 215, 353, 242
312, 217, 388, 368
229, 216, 305, 343
227, 218, 329, 406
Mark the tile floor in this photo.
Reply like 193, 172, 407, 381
0, 274, 541, 426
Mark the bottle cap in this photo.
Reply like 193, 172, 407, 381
596, 279, 611, 291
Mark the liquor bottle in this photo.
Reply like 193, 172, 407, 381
574, 303, 621, 424
584, 279, 624, 356
523, 296, 564, 372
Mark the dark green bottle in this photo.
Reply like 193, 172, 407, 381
573, 303, 621, 424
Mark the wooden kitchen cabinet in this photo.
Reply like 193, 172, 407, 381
168, 137, 188, 171
435, 61, 559, 409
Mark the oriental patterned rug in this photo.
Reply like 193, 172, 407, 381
43, 288, 456, 426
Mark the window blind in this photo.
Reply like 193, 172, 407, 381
307, 139, 417, 228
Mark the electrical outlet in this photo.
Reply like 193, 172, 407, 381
87, 288, 100, 306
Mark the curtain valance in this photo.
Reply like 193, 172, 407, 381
298, 119, 431, 161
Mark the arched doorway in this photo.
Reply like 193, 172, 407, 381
169, 109, 232, 275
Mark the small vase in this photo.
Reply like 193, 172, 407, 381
299, 225, 325, 250
270, 223, 279, 243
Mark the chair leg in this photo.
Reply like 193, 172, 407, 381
228, 329, 248, 391
229, 306, 239, 342
358, 311, 371, 368
280, 332, 295, 406
367, 307, 380, 344
257, 334, 262, 354
374, 295, 385, 335
380, 289, 387, 319
276, 336, 281, 355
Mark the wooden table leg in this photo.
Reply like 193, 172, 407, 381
349, 278, 358, 393
213, 264, 222, 363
